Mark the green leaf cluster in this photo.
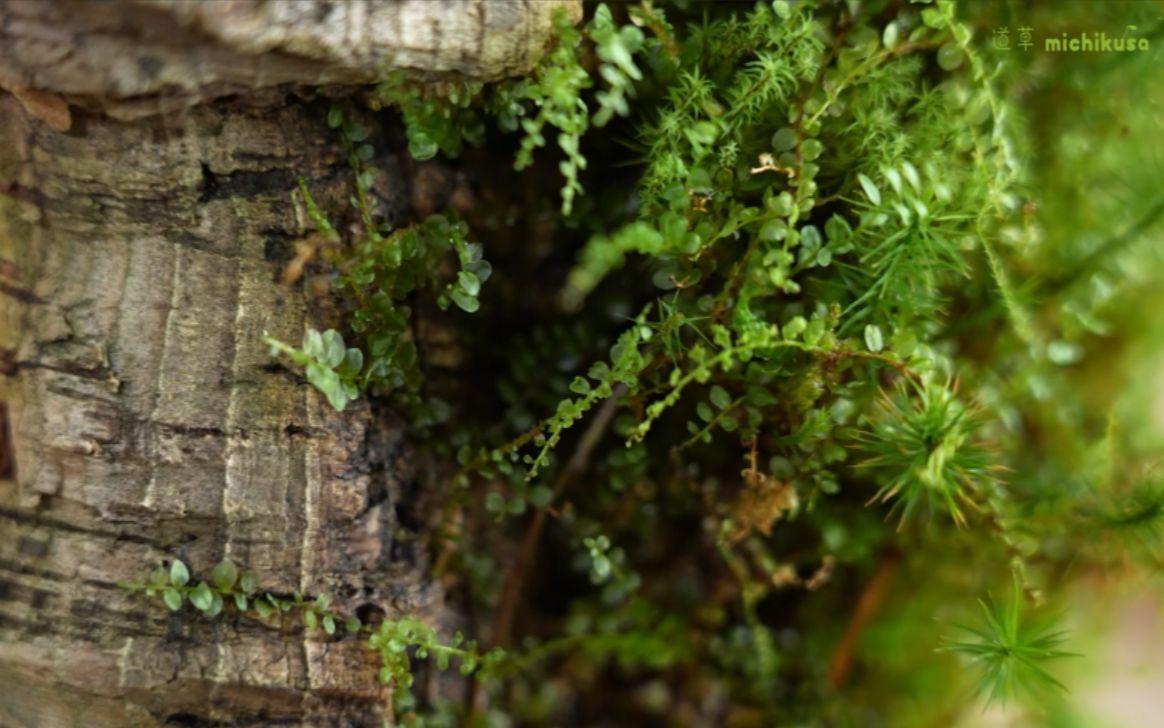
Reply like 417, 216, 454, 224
371, 5, 651, 214
370, 74, 486, 161
370, 617, 507, 726
121, 559, 361, 637
263, 124, 490, 422
264, 328, 362, 411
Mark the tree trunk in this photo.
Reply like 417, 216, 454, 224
0, 2, 576, 725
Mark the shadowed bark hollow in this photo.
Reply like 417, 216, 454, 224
0, 1, 577, 725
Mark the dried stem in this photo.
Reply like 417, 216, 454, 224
826, 549, 900, 688
491, 384, 626, 647
465, 384, 626, 715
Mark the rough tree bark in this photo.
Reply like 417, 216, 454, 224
0, 2, 577, 726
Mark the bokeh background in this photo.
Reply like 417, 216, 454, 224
940, 2, 1164, 725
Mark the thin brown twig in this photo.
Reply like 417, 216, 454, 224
491, 383, 627, 648
826, 549, 900, 688
465, 384, 626, 716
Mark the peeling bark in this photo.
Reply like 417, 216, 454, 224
0, 1, 577, 725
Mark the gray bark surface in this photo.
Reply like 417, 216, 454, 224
0, 1, 577, 725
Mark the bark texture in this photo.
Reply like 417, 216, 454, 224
0, 1, 576, 725
0, 0, 580, 121
0, 90, 412, 728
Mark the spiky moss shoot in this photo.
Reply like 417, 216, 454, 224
943, 576, 1075, 706
859, 378, 996, 528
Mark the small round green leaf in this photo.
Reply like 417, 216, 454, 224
697, 402, 714, 422
508, 496, 527, 516
337, 348, 364, 379
240, 573, 259, 595
710, 386, 731, 410
170, 559, 190, 587
759, 219, 788, 242
771, 127, 798, 152
321, 329, 346, 368
190, 582, 214, 611
163, 588, 183, 611
457, 271, 481, 297
937, 43, 963, 71
303, 328, 324, 360
883, 22, 899, 48
408, 133, 439, 161
450, 288, 480, 313
801, 138, 824, 161
149, 565, 170, 588
529, 484, 554, 508
485, 492, 505, 513
211, 559, 239, 591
